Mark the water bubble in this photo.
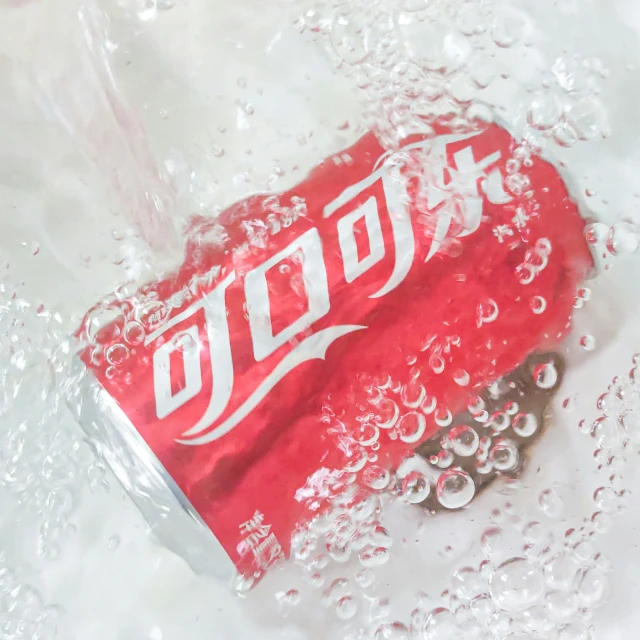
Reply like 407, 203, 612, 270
539, 488, 565, 518
359, 545, 390, 568
533, 362, 559, 390
584, 222, 608, 245
512, 413, 538, 438
123, 321, 145, 345
355, 568, 375, 589
105, 343, 130, 367
489, 411, 511, 432
373, 398, 400, 429
434, 407, 453, 427
481, 526, 507, 559
423, 608, 458, 640
522, 605, 558, 636
566, 97, 607, 140
331, 15, 370, 65
453, 369, 470, 387
591, 417, 622, 449
447, 425, 480, 457
577, 568, 608, 607
593, 486, 617, 512
553, 122, 579, 148
527, 93, 563, 130
470, 594, 494, 623
397, 411, 426, 443
401, 381, 426, 409
488, 610, 513, 636
336, 596, 357, 620
430, 354, 445, 374
544, 552, 581, 590
516, 263, 536, 285
280, 589, 301, 607
530, 296, 547, 314
580, 335, 596, 351
85, 305, 124, 343
436, 468, 475, 509
489, 558, 544, 612
491, 12, 525, 47
489, 439, 519, 472
547, 589, 579, 622
452, 567, 483, 600
363, 465, 391, 490
573, 540, 595, 563
606, 222, 639, 256
375, 622, 410, 640
467, 396, 486, 415
401, 471, 431, 503
325, 578, 351, 604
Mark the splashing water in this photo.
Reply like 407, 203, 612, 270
1, 0, 640, 639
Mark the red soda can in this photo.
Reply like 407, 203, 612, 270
71, 122, 592, 585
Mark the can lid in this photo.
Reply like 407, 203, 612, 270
70, 361, 237, 583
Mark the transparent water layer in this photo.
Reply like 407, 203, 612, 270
1, 0, 640, 639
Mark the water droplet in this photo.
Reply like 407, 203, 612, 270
325, 578, 351, 604
546, 590, 579, 622
105, 343, 129, 367
123, 321, 145, 345
527, 93, 563, 130
491, 12, 525, 47
489, 558, 544, 612
436, 468, 475, 509
530, 296, 547, 314
430, 354, 445, 374
584, 222, 608, 245
522, 605, 558, 635
489, 439, 519, 472
401, 471, 431, 503
423, 608, 457, 640
533, 362, 559, 390
593, 486, 617, 512
544, 552, 581, 590
397, 411, 427, 443
355, 568, 375, 588
281, 589, 301, 606
489, 411, 511, 432
363, 465, 391, 490
359, 545, 390, 568
375, 622, 410, 640
401, 380, 426, 408
448, 425, 480, 457
477, 298, 499, 326
606, 222, 639, 256
577, 568, 608, 607
373, 398, 400, 429
481, 526, 507, 559
336, 596, 357, 620
539, 488, 565, 518
452, 567, 483, 600
579, 335, 596, 351
434, 407, 453, 427
453, 369, 470, 387
553, 122, 579, 147
512, 413, 538, 438
470, 594, 494, 623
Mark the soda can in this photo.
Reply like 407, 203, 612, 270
68, 121, 593, 586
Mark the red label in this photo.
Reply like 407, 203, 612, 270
81, 124, 592, 577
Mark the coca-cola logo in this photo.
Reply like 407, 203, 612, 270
146, 131, 513, 446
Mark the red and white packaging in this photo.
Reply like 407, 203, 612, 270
71, 122, 592, 584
